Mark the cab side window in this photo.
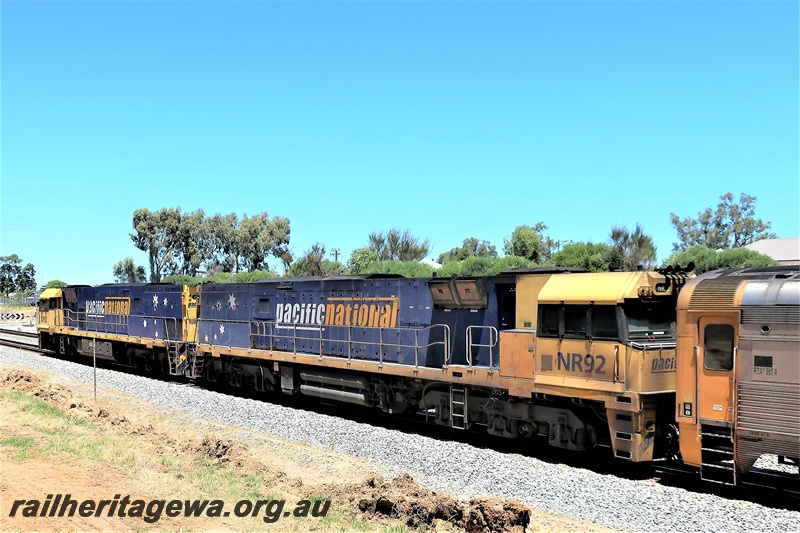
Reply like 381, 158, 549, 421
538, 305, 560, 337
537, 305, 619, 341
704, 324, 734, 371
592, 306, 619, 339
563, 306, 589, 338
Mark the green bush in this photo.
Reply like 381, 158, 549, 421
362, 260, 435, 278
438, 256, 531, 277
662, 245, 778, 274
162, 269, 277, 285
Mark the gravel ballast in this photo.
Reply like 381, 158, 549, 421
1, 346, 798, 532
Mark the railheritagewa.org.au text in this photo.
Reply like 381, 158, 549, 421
9, 494, 331, 523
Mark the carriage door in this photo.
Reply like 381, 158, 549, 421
697, 314, 739, 484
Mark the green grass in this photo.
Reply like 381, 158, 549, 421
3, 436, 36, 448
2, 391, 89, 426
177, 464, 278, 502
2, 435, 38, 462
44, 432, 107, 461
1, 391, 106, 463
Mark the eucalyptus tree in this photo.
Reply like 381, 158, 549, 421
130, 207, 181, 282
113, 257, 147, 283
238, 212, 291, 272
207, 212, 240, 272
368, 229, 430, 261
438, 238, 497, 264
670, 193, 777, 251
173, 208, 209, 276
609, 224, 657, 270
503, 223, 553, 264
0, 254, 36, 295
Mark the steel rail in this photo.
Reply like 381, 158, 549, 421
0, 337, 47, 353
0, 329, 39, 339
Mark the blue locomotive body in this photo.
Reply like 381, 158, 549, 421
61, 283, 185, 341
198, 275, 516, 368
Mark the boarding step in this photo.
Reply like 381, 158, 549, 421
166, 341, 182, 376
450, 386, 468, 430
700, 424, 736, 485
186, 346, 203, 380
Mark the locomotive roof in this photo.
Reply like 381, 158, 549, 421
536, 270, 675, 305
502, 267, 588, 274
39, 287, 63, 299
712, 265, 800, 278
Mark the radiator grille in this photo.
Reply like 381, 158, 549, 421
690, 278, 740, 309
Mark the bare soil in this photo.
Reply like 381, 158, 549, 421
0, 364, 618, 532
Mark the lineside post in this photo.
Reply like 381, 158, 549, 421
93, 335, 97, 402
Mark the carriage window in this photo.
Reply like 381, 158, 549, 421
704, 324, 734, 371
258, 299, 270, 313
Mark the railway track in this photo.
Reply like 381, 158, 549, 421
0, 328, 47, 353
0, 329, 38, 339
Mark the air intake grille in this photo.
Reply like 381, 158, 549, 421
735, 381, 800, 473
741, 306, 800, 325
737, 381, 800, 436
689, 278, 740, 309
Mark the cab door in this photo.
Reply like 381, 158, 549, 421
697, 314, 739, 424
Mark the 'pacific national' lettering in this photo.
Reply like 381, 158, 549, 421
86, 297, 131, 316
275, 298, 399, 328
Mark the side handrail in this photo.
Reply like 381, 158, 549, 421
628, 341, 677, 351
60, 309, 180, 342
465, 325, 498, 368
242, 319, 450, 369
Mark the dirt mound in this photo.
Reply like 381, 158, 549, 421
1, 369, 133, 428
185, 433, 249, 466
464, 497, 531, 533
321, 472, 530, 532
3, 369, 71, 403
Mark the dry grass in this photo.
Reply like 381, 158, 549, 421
0, 388, 411, 532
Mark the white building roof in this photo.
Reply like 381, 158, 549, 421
745, 236, 800, 263
420, 258, 443, 269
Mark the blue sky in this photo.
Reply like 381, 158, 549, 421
1, 0, 798, 287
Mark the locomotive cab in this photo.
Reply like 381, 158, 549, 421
37, 288, 64, 327
37, 287, 65, 352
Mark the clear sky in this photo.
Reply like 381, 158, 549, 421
1, 0, 798, 287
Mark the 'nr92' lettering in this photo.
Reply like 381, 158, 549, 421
556, 352, 607, 375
